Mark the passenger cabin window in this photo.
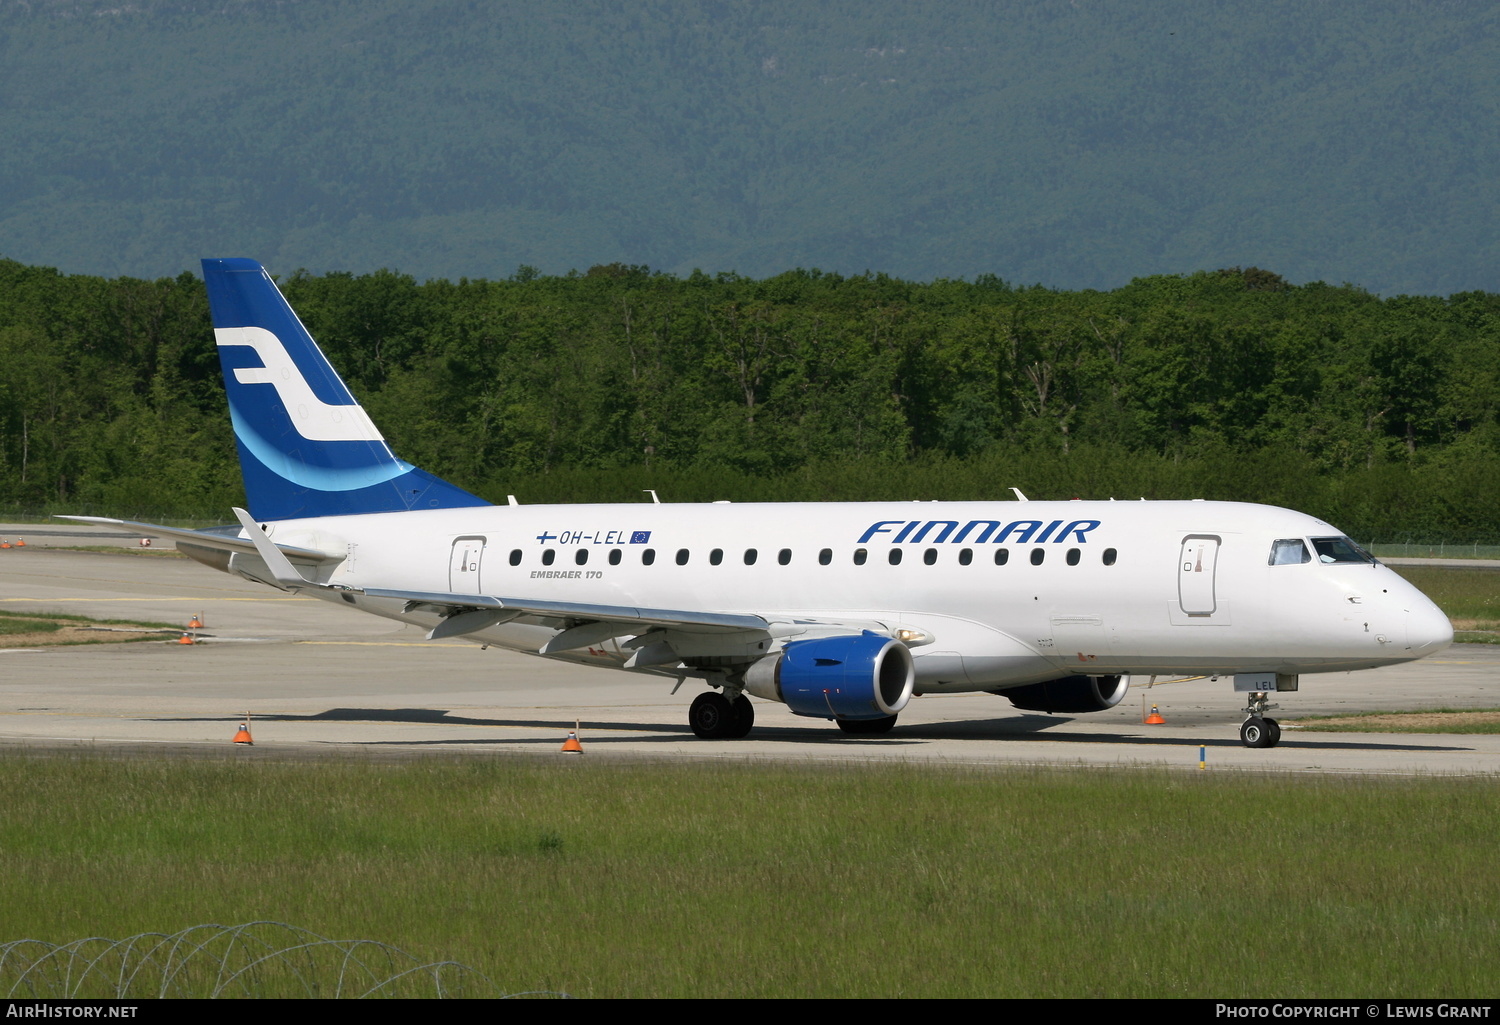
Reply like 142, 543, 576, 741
676, 548, 690, 565
778, 548, 792, 566
575, 549, 588, 566
1102, 548, 1117, 566
509, 549, 522, 566
608, 549, 621, 565
1066, 548, 1080, 566
1268, 539, 1311, 566
853, 548, 868, 565
818, 548, 832, 565
542, 549, 556, 566
710, 549, 723, 566
958, 548, 973, 566
923, 548, 937, 565
995, 549, 1009, 566
889, 549, 903, 566
1030, 548, 1045, 566
1311, 536, 1376, 565
642, 548, 656, 566
744, 549, 758, 565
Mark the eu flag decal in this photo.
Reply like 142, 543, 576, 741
630, 530, 651, 544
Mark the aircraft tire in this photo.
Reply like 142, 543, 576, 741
689, 691, 735, 739
1264, 718, 1282, 747
1240, 717, 1272, 748
836, 714, 898, 736
729, 696, 755, 739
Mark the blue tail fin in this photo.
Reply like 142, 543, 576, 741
203, 258, 490, 521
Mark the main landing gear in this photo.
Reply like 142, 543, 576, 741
688, 690, 755, 739
1239, 691, 1282, 748
685, 691, 901, 739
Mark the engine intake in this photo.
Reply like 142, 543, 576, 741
998, 674, 1128, 714
744, 632, 915, 720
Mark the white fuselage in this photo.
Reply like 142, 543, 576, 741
230, 498, 1453, 693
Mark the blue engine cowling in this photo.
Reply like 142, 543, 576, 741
998, 674, 1128, 713
743, 632, 915, 720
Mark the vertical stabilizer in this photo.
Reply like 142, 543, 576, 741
203, 258, 490, 521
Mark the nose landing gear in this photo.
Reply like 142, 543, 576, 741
1240, 692, 1282, 748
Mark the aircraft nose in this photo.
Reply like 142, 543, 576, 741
1406, 599, 1454, 657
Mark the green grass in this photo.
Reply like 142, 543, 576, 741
1393, 566, 1500, 642
1392, 566, 1500, 624
0, 609, 179, 630
0, 617, 62, 637
0, 609, 182, 647
0, 754, 1497, 998
1290, 710, 1500, 734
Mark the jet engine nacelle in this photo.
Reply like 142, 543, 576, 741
998, 674, 1128, 714
744, 632, 915, 720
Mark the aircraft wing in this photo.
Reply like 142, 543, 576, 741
360, 587, 768, 632
56, 515, 339, 563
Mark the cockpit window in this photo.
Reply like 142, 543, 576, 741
1268, 539, 1311, 565
1311, 536, 1376, 565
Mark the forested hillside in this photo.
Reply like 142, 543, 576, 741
0, 0, 1496, 293
1, 259, 1496, 541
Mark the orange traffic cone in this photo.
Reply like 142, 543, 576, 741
177, 631, 194, 645
1145, 703, 1166, 725
561, 721, 583, 753
14, 538, 23, 547
0, 540, 11, 549
233, 721, 253, 745
188, 613, 204, 630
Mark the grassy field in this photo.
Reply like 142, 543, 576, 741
0, 616, 61, 637
0, 753, 1496, 998
1290, 710, 1500, 734
1393, 565, 1500, 643
0, 609, 179, 648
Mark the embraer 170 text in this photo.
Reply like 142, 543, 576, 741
70, 259, 1454, 747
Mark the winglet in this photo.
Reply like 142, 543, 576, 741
233, 507, 314, 590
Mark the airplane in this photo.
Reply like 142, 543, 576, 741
67, 258, 1454, 748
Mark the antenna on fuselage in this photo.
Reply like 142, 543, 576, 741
1009, 488, 1029, 502
507, 495, 519, 506
644, 490, 660, 504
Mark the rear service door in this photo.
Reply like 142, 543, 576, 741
449, 536, 486, 594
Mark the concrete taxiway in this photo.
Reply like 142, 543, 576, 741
0, 524, 1495, 774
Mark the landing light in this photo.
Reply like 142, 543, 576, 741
895, 628, 932, 646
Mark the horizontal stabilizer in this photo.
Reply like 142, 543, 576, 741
58, 515, 337, 563
231, 507, 317, 589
